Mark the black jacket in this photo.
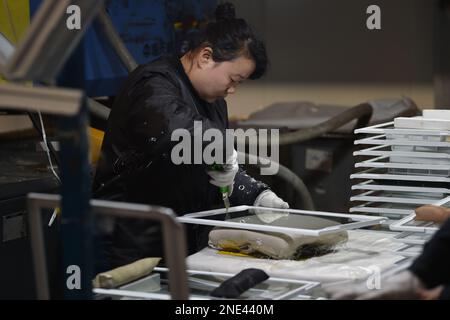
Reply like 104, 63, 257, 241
409, 217, 450, 299
93, 56, 268, 269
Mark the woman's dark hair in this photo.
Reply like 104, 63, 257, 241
188, 2, 268, 79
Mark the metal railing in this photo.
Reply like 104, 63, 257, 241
27, 192, 189, 300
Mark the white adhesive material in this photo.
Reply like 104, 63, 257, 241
188, 230, 406, 283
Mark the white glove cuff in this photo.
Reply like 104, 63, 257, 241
253, 190, 273, 207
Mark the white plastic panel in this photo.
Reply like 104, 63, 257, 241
349, 202, 417, 216
351, 180, 450, 195
354, 135, 450, 148
355, 155, 450, 173
389, 195, 448, 233
423, 109, 450, 120
394, 116, 450, 130
432, 195, 450, 207
350, 190, 444, 205
389, 213, 440, 234
355, 121, 450, 136
351, 119, 450, 224
350, 168, 450, 183
392, 231, 432, 246
354, 145, 450, 159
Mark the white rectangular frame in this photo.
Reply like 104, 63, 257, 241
350, 168, 450, 183
353, 145, 450, 159
389, 196, 450, 234
350, 202, 419, 216
94, 267, 322, 300
354, 121, 450, 136
355, 155, 450, 171
389, 212, 443, 234
354, 135, 450, 148
392, 231, 432, 246
350, 190, 445, 205
351, 180, 450, 194
177, 205, 386, 236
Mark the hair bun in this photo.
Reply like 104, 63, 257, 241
215, 3, 236, 21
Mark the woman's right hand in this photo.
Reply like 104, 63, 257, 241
206, 149, 239, 195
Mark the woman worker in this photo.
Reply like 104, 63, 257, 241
92, 3, 289, 270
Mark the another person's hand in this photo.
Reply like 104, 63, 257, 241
415, 205, 450, 223
324, 270, 430, 300
206, 149, 239, 195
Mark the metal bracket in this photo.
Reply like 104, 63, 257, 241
27, 192, 189, 300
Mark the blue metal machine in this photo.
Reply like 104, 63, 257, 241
30, 0, 217, 97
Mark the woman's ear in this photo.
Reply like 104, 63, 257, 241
197, 46, 214, 69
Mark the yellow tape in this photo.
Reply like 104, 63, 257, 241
1, 0, 30, 83
216, 250, 253, 258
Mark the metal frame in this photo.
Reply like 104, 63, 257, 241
355, 155, 450, 172
27, 193, 189, 300
431, 195, 450, 207
392, 231, 432, 246
349, 202, 418, 216
355, 134, 450, 148
351, 121, 450, 223
388, 195, 450, 233
154, 267, 321, 300
178, 205, 386, 236
389, 213, 440, 234
0, 83, 82, 116
94, 266, 321, 300
354, 145, 450, 160
93, 288, 194, 300
350, 167, 450, 183
351, 180, 450, 195
350, 190, 445, 205
354, 121, 450, 136
394, 116, 450, 131
388, 244, 423, 258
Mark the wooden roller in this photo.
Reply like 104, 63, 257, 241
92, 257, 161, 289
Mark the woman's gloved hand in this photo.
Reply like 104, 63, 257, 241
254, 190, 289, 209
252, 190, 289, 223
206, 149, 239, 195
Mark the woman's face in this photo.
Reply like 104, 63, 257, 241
186, 48, 256, 103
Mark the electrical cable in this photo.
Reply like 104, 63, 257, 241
37, 111, 60, 183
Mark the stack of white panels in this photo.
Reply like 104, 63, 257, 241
350, 110, 450, 219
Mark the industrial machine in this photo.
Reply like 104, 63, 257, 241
0, 0, 444, 300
